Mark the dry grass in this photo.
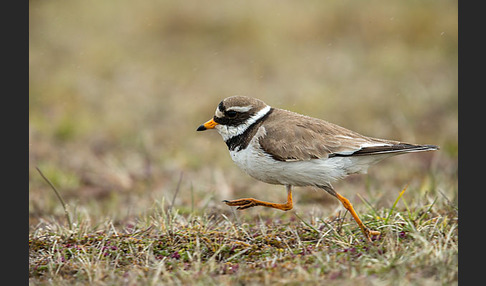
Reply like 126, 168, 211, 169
30, 181, 457, 285
29, 0, 457, 285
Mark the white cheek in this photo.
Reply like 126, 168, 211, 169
215, 125, 245, 142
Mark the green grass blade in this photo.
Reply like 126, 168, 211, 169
384, 184, 408, 225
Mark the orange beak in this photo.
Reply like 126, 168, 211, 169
196, 118, 218, 131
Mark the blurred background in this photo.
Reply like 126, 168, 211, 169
29, 0, 457, 226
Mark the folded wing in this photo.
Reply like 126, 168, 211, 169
258, 109, 438, 162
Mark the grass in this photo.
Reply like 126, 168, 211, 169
29, 0, 457, 284
29, 177, 457, 285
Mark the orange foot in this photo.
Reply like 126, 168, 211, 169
223, 185, 293, 211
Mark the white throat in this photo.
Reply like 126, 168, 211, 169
215, 105, 271, 142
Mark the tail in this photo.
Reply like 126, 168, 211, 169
327, 143, 438, 176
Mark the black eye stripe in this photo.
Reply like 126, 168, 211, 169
214, 109, 256, 126
226, 110, 237, 117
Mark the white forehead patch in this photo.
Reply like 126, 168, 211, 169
215, 107, 224, 118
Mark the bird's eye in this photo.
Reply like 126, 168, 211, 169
226, 110, 237, 118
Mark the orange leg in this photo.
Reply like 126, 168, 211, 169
223, 185, 293, 211
335, 192, 380, 241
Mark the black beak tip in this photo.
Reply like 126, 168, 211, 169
196, 125, 206, 131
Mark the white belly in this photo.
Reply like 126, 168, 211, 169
229, 139, 371, 187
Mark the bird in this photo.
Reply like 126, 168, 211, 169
196, 95, 438, 241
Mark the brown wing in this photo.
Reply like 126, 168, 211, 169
258, 108, 398, 162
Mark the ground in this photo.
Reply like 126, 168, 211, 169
30, 1, 457, 284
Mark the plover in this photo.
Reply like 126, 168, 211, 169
197, 95, 438, 241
